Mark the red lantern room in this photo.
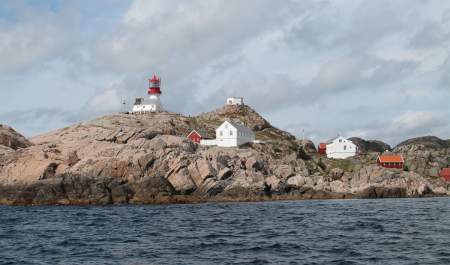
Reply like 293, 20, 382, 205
148, 75, 161, 95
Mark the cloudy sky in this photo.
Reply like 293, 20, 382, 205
0, 0, 449, 146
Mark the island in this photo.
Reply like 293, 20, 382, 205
0, 100, 449, 205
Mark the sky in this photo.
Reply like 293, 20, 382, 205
0, 0, 449, 146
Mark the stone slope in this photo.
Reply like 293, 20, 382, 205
0, 110, 448, 205
395, 136, 450, 151
196, 104, 296, 142
0, 125, 32, 150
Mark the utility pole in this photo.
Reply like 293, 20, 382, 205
121, 98, 127, 113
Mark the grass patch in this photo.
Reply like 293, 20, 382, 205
326, 159, 354, 172
256, 129, 282, 141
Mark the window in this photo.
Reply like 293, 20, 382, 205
219, 131, 223, 136
339, 139, 342, 143
230, 130, 233, 136
344, 145, 347, 150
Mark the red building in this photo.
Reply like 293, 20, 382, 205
318, 143, 326, 155
377, 154, 404, 169
440, 168, 450, 181
187, 129, 209, 144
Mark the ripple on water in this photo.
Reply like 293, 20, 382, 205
0, 198, 450, 264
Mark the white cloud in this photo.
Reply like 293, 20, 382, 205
88, 89, 122, 113
0, 6, 79, 74
0, 0, 449, 146
391, 111, 440, 132
344, 111, 448, 145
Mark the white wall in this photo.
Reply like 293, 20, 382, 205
213, 121, 255, 147
132, 95, 162, 113
216, 123, 238, 147
226, 97, 243, 105
326, 137, 356, 159
132, 104, 157, 112
200, 139, 218, 146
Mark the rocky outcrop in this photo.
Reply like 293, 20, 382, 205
297, 140, 317, 154
393, 136, 450, 178
197, 104, 295, 141
0, 113, 448, 205
198, 105, 271, 131
349, 137, 391, 153
0, 125, 32, 150
395, 136, 449, 151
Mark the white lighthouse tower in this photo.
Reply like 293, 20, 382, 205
132, 74, 163, 113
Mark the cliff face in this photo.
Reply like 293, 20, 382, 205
0, 125, 32, 150
0, 108, 448, 205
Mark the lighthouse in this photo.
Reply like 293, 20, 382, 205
132, 74, 164, 113
148, 75, 161, 95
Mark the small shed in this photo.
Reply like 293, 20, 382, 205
187, 129, 209, 144
440, 168, 450, 181
318, 143, 326, 155
377, 154, 404, 169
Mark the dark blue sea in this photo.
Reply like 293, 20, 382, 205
1, 198, 450, 265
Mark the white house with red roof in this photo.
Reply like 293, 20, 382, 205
132, 75, 163, 113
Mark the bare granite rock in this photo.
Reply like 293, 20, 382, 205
0, 125, 32, 150
0, 112, 448, 205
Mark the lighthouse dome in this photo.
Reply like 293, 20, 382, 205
150, 75, 160, 84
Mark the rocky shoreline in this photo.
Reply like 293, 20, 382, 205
0, 106, 449, 205
0, 175, 441, 206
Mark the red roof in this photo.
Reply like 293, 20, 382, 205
377, 154, 404, 163
187, 130, 200, 138
319, 143, 326, 149
187, 129, 208, 138
441, 168, 450, 178
149, 75, 160, 82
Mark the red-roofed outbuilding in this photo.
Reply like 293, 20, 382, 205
440, 168, 450, 181
318, 143, 326, 155
187, 129, 209, 144
377, 154, 404, 169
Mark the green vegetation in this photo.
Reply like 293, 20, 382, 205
256, 129, 281, 141
326, 159, 354, 172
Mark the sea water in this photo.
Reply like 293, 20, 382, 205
0, 198, 449, 264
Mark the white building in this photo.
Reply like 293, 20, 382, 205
326, 136, 357, 159
226, 97, 244, 106
132, 75, 163, 113
200, 121, 255, 147
132, 97, 162, 113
